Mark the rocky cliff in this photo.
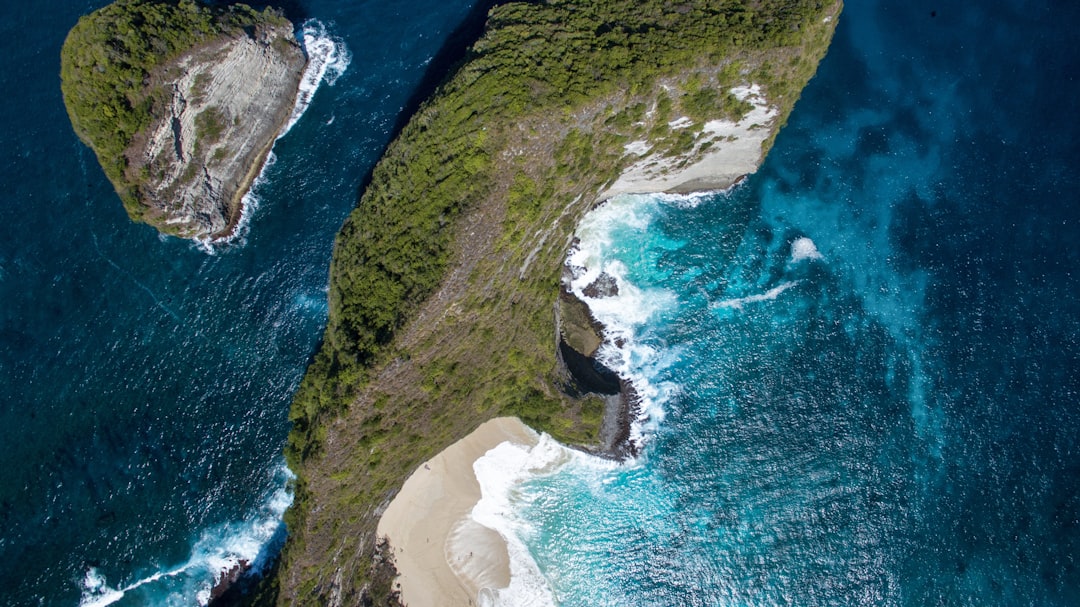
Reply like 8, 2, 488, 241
61, 0, 305, 240
133, 25, 305, 239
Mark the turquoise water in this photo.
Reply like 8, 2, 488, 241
0, 0, 486, 604
498, 1, 1080, 605
3, 0, 1079, 605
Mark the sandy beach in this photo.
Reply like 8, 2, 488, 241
376, 417, 539, 607
375, 88, 784, 607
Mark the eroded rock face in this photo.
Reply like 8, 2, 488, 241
582, 272, 619, 299
129, 23, 305, 239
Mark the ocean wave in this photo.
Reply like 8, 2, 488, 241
565, 193, 686, 448
279, 20, 352, 138
78, 466, 293, 607
472, 435, 620, 606
193, 151, 277, 254
471, 189, 693, 604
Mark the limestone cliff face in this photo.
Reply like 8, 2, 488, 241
130, 24, 305, 239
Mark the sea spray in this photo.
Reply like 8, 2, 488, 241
565, 193, 693, 447
78, 465, 293, 607
471, 435, 621, 607
279, 20, 352, 137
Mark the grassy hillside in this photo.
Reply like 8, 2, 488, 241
275, 1, 842, 604
60, 0, 290, 222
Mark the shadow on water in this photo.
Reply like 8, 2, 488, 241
289, 0, 505, 384
354, 0, 504, 199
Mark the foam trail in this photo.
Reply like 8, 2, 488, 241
79, 564, 196, 607
79, 466, 294, 607
715, 280, 802, 310
279, 20, 352, 138
196, 20, 350, 251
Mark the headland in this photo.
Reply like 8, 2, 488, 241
274, 2, 843, 605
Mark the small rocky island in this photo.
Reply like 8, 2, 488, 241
61, 0, 306, 240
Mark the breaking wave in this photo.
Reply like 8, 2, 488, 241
78, 466, 293, 607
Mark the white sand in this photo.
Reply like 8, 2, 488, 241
597, 83, 779, 201
376, 85, 782, 606
377, 417, 539, 607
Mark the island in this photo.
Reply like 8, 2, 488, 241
60, 0, 306, 240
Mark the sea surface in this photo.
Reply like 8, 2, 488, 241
479, 1, 1080, 606
2, 0, 1078, 606
0, 0, 488, 604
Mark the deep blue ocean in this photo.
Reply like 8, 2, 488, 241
1, 0, 1078, 605
0, 0, 486, 604
497, 1, 1080, 605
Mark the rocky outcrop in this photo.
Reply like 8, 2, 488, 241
555, 276, 637, 459
130, 24, 305, 239
596, 84, 778, 202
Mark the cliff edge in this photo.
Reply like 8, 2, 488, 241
61, 0, 305, 239
275, 1, 842, 605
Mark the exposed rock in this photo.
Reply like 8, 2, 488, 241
555, 283, 639, 459
582, 272, 619, 298
596, 84, 779, 202
208, 559, 250, 604
130, 24, 305, 239
556, 286, 603, 358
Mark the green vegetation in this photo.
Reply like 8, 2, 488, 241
276, 1, 842, 604
194, 105, 226, 150
60, 0, 290, 220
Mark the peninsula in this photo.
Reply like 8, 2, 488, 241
259, 1, 841, 605
61, 0, 306, 240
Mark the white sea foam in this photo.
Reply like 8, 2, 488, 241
651, 189, 722, 209
196, 20, 350, 252
790, 236, 824, 263
79, 569, 126, 607
193, 151, 277, 254
469, 192, 697, 603
79, 466, 294, 607
565, 193, 685, 447
279, 20, 352, 138
472, 436, 619, 606
715, 280, 802, 310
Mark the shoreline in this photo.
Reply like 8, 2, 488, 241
377, 99, 779, 603
376, 417, 539, 607
207, 21, 347, 244
206, 56, 304, 244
